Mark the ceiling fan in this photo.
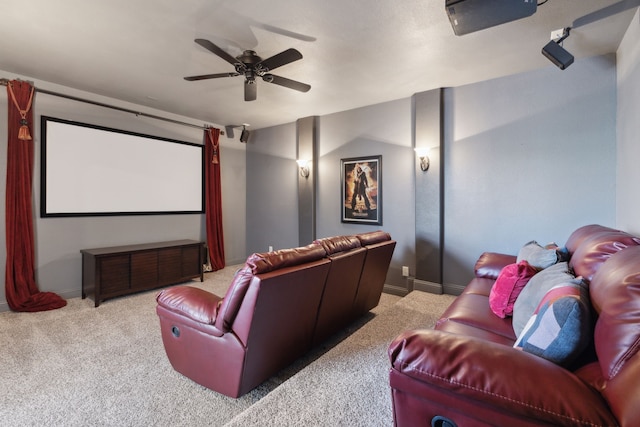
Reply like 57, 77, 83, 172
184, 38, 311, 101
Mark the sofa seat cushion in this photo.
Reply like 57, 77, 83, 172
514, 283, 592, 366
460, 277, 493, 297
436, 282, 517, 342
435, 319, 517, 346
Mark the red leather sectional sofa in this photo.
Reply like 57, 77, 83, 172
389, 225, 640, 426
156, 230, 395, 398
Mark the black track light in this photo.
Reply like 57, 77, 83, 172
542, 27, 574, 70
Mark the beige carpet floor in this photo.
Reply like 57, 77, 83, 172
0, 265, 454, 426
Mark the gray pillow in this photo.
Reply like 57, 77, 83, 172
512, 262, 584, 336
514, 283, 591, 366
516, 241, 559, 270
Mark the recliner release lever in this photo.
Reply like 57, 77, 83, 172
431, 415, 457, 427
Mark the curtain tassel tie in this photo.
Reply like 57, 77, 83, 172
8, 81, 35, 141
18, 118, 32, 140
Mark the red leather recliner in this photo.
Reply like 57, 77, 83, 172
156, 231, 396, 398
389, 225, 640, 426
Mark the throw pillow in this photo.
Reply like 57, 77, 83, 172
514, 283, 592, 366
512, 262, 583, 336
516, 241, 560, 270
489, 261, 538, 318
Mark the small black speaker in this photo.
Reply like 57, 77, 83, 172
542, 40, 574, 70
240, 129, 251, 143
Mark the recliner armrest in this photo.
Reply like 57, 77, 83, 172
389, 329, 617, 426
157, 286, 223, 325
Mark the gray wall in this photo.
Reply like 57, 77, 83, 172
2, 12, 637, 308
244, 54, 618, 293
316, 99, 415, 289
0, 76, 247, 310
245, 122, 299, 254
246, 99, 415, 289
617, 8, 640, 235
443, 54, 617, 289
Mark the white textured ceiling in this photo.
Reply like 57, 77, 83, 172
0, 0, 636, 130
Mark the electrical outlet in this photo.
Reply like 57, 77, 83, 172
268, 245, 273, 252
402, 266, 409, 277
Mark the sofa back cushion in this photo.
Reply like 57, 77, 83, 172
246, 243, 327, 273
214, 244, 327, 332
314, 235, 361, 255
355, 230, 391, 246
567, 225, 640, 282
589, 245, 640, 424
235, 258, 331, 389
565, 224, 614, 254
353, 231, 396, 315
313, 236, 367, 345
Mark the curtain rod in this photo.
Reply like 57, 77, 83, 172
0, 77, 217, 132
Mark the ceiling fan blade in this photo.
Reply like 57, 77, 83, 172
244, 80, 257, 101
256, 48, 303, 72
194, 38, 239, 66
184, 72, 239, 81
264, 74, 311, 93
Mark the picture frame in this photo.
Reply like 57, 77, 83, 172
341, 155, 382, 225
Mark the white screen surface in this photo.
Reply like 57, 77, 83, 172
41, 116, 204, 216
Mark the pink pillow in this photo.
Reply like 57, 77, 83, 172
489, 261, 538, 318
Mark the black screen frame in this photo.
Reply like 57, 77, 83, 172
40, 115, 205, 218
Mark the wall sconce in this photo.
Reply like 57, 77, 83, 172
297, 159, 310, 178
415, 148, 430, 172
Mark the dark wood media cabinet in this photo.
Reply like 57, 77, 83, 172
81, 240, 204, 307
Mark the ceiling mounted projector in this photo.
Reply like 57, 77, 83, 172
446, 0, 537, 36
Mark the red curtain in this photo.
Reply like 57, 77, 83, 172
5, 80, 66, 311
204, 128, 225, 270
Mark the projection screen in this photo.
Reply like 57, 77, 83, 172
40, 116, 204, 217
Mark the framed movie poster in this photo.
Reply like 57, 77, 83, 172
341, 155, 382, 225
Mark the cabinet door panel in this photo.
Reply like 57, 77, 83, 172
99, 255, 130, 294
182, 245, 201, 277
131, 251, 158, 290
159, 248, 182, 284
